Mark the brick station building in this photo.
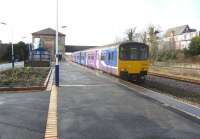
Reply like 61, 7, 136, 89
32, 28, 65, 60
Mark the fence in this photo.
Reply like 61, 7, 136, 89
29, 48, 51, 67
150, 62, 200, 79
152, 62, 200, 69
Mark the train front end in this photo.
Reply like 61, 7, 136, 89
118, 42, 149, 82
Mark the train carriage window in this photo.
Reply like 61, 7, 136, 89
111, 51, 114, 60
101, 54, 104, 60
101, 53, 104, 60
109, 51, 113, 60
108, 52, 111, 60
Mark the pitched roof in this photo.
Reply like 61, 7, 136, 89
164, 25, 196, 37
32, 28, 65, 36
164, 25, 187, 37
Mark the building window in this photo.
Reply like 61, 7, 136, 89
101, 53, 104, 60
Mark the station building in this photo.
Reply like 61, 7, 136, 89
32, 28, 65, 60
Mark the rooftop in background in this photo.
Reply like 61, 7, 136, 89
32, 28, 65, 36
164, 25, 197, 37
65, 45, 98, 52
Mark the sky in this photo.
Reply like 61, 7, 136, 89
0, 0, 199, 45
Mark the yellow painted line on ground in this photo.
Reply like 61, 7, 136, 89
45, 85, 58, 139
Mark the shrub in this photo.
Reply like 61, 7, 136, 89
184, 36, 200, 56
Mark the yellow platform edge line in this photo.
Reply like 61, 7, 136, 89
45, 85, 58, 139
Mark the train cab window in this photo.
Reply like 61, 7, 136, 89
120, 47, 138, 60
119, 43, 148, 60
139, 46, 149, 59
130, 47, 138, 59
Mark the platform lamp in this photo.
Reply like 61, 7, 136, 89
55, 0, 59, 86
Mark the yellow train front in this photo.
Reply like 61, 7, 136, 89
117, 42, 149, 82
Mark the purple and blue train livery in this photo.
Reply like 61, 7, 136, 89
71, 42, 149, 82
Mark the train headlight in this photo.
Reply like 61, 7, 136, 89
121, 68, 127, 71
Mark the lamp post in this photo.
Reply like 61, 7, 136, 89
0, 22, 14, 69
60, 25, 67, 54
55, 0, 59, 86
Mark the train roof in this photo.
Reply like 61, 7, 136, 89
72, 41, 148, 53
102, 41, 148, 47
88, 41, 148, 50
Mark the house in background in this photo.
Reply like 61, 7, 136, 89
32, 28, 65, 60
163, 25, 199, 49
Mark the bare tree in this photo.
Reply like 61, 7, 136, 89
140, 31, 147, 44
147, 25, 159, 62
126, 27, 137, 41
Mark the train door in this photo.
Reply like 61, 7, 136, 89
85, 52, 88, 66
84, 52, 86, 65
110, 51, 114, 74
106, 50, 110, 73
97, 49, 101, 70
79, 52, 81, 64
96, 50, 99, 69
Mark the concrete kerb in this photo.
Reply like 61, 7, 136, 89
0, 67, 53, 92
115, 79, 200, 122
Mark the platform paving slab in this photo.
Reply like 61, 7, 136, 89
58, 62, 200, 139
0, 91, 50, 139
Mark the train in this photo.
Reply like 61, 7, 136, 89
71, 41, 149, 82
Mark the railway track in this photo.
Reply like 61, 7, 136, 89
148, 71, 200, 85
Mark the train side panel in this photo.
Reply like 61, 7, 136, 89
86, 49, 97, 69
99, 47, 118, 75
80, 51, 86, 65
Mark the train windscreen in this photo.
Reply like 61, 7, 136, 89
119, 43, 149, 60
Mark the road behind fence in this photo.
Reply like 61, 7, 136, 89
0, 62, 24, 72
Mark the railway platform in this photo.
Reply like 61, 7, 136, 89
58, 62, 200, 139
0, 61, 200, 139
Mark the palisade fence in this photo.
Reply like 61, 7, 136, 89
29, 47, 51, 67
150, 62, 200, 78
152, 62, 200, 69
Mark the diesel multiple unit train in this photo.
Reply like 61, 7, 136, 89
71, 42, 149, 82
